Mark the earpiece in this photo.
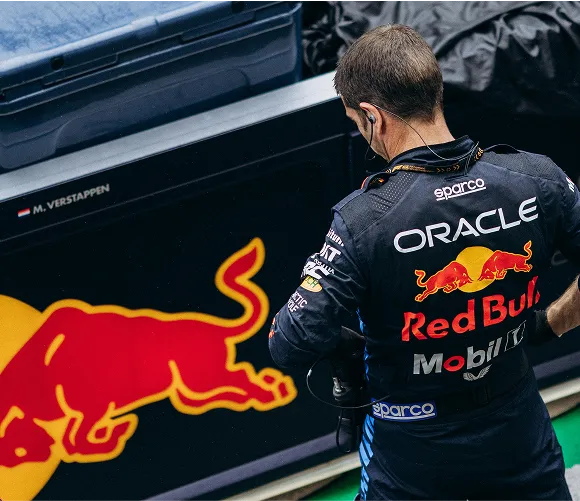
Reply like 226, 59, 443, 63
368, 114, 376, 124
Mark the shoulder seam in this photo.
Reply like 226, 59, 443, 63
333, 188, 364, 212
483, 150, 562, 183
336, 173, 421, 239
484, 151, 563, 184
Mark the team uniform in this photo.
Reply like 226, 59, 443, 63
269, 136, 578, 499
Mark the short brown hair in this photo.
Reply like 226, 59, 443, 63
334, 25, 443, 122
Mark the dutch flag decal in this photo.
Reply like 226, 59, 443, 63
17, 208, 31, 218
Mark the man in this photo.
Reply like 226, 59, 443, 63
269, 25, 580, 500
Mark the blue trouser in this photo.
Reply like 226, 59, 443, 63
359, 372, 572, 500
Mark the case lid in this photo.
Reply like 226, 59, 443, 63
0, 1, 282, 101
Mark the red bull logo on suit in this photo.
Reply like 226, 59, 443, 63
403, 241, 539, 346
414, 241, 534, 302
0, 239, 296, 501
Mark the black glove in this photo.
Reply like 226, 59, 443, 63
337, 326, 365, 357
329, 327, 365, 374
527, 310, 559, 345
331, 327, 366, 454
329, 326, 365, 382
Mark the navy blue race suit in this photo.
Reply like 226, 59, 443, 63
269, 136, 578, 500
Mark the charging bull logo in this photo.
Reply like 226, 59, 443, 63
415, 241, 533, 302
0, 238, 296, 501
415, 262, 472, 302
477, 241, 533, 280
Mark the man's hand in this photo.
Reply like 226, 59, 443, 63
336, 326, 365, 357
546, 275, 580, 336
528, 310, 558, 345
329, 326, 365, 384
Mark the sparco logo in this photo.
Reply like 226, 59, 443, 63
372, 401, 437, 422
435, 179, 486, 201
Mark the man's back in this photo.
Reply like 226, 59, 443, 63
270, 137, 579, 391
339, 139, 579, 402
270, 138, 575, 500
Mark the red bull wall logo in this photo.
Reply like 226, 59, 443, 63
0, 238, 297, 500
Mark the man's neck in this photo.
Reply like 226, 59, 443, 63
388, 115, 455, 161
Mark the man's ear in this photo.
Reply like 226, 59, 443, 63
359, 102, 383, 131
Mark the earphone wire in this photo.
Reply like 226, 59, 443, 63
463, 139, 480, 176
368, 103, 479, 164
365, 121, 377, 161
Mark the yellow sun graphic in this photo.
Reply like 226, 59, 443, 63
455, 246, 494, 292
